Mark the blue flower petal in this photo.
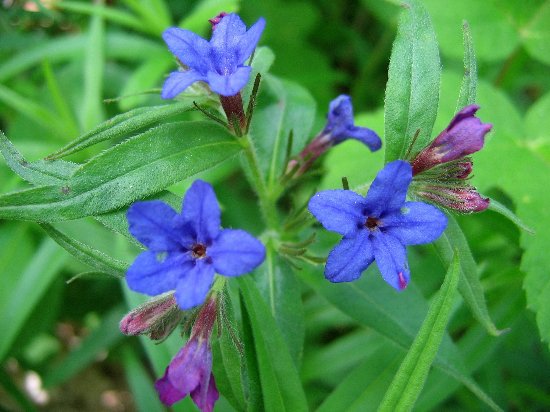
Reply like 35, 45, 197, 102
372, 233, 410, 290
127, 201, 178, 251
365, 160, 412, 216
209, 229, 265, 276
326, 95, 354, 137
308, 189, 366, 236
161, 70, 206, 99
210, 14, 247, 51
325, 231, 374, 282
207, 66, 251, 96
384, 201, 447, 245
342, 126, 382, 151
180, 180, 221, 244
126, 251, 192, 296
162, 28, 211, 74
174, 260, 215, 310
235, 17, 266, 64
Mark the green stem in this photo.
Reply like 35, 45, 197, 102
239, 134, 279, 230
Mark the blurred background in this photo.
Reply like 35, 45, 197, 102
1, 0, 549, 410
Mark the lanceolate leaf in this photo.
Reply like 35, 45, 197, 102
0, 122, 240, 222
384, 0, 441, 162
47, 101, 200, 159
378, 253, 460, 412
456, 21, 477, 112
238, 277, 308, 412
434, 215, 502, 336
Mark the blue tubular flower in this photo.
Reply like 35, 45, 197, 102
162, 13, 266, 98
308, 161, 447, 290
323, 95, 382, 151
126, 180, 266, 310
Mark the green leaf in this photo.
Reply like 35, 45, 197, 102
240, 291, 263, 412
39, 223, 126, 278
300, 267, 497, 410
378, 252, 460, 412
520, 1, 550, 65
238, 277, 308, 412
47, 101, 199, 159
179, 0, 240, 33
488, 198, 534, 234
0, 239, 67, 360
0, 122, 240, 222
434, 215, 502, 336
56, 2, 144, 33
42, 305, 126, 387
81, 3, 106, 131
456, 21, 477, 112
384, 0, 441, 162
255, 243, 304, 366
212, 291, 247, 411
250, 74, 316, 188
120, 346, 166, 412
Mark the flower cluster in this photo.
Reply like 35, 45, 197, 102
409, 105, 492, 213
126, 179, 265, 311
309, 161, 447, 289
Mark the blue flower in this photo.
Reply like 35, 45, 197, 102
162, 13, 266, 98
126, 180, 266, 310
323, 95, 381, 150
308, 160, 447, 290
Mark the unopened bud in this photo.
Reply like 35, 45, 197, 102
120, 293, 183, 340
417, 185, 489, 213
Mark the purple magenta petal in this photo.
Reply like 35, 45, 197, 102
235, 17, 266, 64
126, 251, 192, 296
325, 231, 374, 282
190, 373, 219, 412
446, 104, 480, 130
209, 229, 265, 276
161, 70, 206, 99
365, 160, 412, 216
174, 259, 215, 310
127, 201, 191, 252
155, 367, 187, 406
168, 339, 209, 395
207, 66, 251, 96
308, 189, 366, 237
372, 233, 410, 290
383, 201, 447, 245
340, 126, 382, 151
180, 180, 221, 244
162, 28, 211, 74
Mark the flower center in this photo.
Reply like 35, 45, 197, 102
365, 216, 380, 231
192, 243, 207, 259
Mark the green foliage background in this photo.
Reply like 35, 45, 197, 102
0, 0, 549, 410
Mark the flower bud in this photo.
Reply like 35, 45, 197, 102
120, 293, 182, 340
411, 105, 492, 175
416, 185, 490, 213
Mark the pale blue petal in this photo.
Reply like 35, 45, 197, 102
308, 189, 366, 237
174, 260, 215, 310
162, 28, 211, 73
161, 70, 206, 99
325, 231, 374, 282
180, 180, 221, 244
207, 66, 251, 96
126, 251, 192, 296
235, 17, 266, 64
340, 126, 382, 152
210, 14, 247, 51
209, 229, 265, 276
365, 160, 412, 216
383, 201, 447, 245
372, 233, 410, 290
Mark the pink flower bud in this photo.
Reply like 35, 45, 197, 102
417, 186, 490, 213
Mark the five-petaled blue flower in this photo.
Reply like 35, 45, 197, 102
323, 95, 382, 151
162, 13, 266, 99
126, 180, 266, 310
308, 160, 447, 290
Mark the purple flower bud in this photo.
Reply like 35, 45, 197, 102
412, 105, 492, 175
417, 186, 490, 213
155, 337, 219, 411
119, 293, 182, 340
